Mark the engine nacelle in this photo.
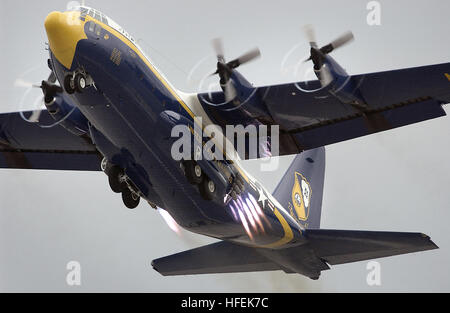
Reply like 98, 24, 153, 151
45, 93, 90, 136
322, 56, 366, 107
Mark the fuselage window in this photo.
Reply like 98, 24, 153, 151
88, 21, 95, 33
94, 23, 102, 36
94, 12, 101, 21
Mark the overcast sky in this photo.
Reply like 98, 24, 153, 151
0, 0, 449, 292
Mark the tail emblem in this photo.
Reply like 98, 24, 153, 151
291, 172, 312, 221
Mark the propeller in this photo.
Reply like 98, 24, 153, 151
211, 38, 261, 102
303, 25, 354, 85
14, 69, 62, 123
39, 71, 63, 104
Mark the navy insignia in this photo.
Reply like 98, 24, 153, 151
291, 172, 312, 221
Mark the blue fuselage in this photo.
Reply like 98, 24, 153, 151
49, 12, 304, 250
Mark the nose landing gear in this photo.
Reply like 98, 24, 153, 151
64, 70, 94, 94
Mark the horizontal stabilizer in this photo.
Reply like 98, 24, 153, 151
152, 241, 281, 276
151, 231, 438, 278
305, 229, 438, 265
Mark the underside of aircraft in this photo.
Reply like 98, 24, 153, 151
0, 5, 448, 279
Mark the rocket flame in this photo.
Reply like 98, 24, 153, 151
158, 208, 181, 234
227, 192, 268, 241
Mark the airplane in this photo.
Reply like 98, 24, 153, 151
0, 4, 449, 280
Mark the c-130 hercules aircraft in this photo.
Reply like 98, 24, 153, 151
0, 5, 449, 280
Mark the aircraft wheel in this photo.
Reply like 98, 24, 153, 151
108, 166, 126, 193
74, 73, 87, 93
122, 189, 140, 209
199, 177, 216, 201
64, 74, 75, 94
184, 161, 203, 185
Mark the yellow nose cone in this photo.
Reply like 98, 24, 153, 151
44, 11, 87, 69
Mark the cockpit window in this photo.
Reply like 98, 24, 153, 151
80, 7, 88, 15
76, 7, 145, 54
101, 15, 108, 25
78, 7, 109, 26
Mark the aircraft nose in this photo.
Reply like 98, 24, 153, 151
44, 11, 63, 33
44, 11, 87, 69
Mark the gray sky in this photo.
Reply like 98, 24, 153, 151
0, 0, 449, 292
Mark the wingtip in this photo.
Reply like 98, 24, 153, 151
420, 233, 439, 250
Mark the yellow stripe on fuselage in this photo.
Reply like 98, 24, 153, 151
260, 209, 294, 249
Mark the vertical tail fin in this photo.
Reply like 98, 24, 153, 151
273, 147, 325, 229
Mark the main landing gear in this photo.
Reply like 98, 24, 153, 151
101, 158, 141, 209
181, 160, 217, 201
64, 70, 93, 94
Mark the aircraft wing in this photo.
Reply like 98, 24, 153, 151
200, 63, 450, 157
0, 110, 102, 171
259, 63, 449, 152
260, 63, 450, 152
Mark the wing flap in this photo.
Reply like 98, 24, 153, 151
291, 98, 445, 150
0, 110, 101, 171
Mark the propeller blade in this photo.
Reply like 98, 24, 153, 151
304, 24, 318, 48
227, 47, 261, 69
235, 48, 261, 67
330, 31, 354, 50
321, 31, 354, 54
223, 80, 237, 102
316, 65, 333, 87
29, 109, 43, 123
212, 38, 225, 63
14, 78, 39, 88
27, 95, 45, 122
